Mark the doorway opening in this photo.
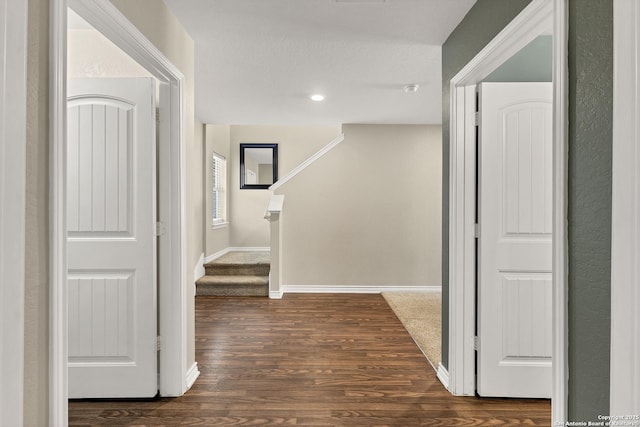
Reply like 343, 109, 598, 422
446, 0, 567, 423
66, 8, 160, 398
50, 0, 189, 423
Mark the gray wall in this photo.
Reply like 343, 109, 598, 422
484, 35, 552, 82
567, 0, 612, 420
441, 0, 614, 421
441, 0, 532, 372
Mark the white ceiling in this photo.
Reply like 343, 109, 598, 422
162, 0, 476, 125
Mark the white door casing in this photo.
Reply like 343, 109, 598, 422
67, 78, 157, 398
0, 0, 28, 424
611, 0, 640, 415
477, 82, 553, 398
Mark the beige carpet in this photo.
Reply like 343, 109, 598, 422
211, 251, 270, 265
382, 291, 441, 370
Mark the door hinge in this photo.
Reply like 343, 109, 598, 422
474, 223, 480, 239
474, 111, 480, 126
156, 336, 162, 351
155, 221, 166, 236
474, 336, 479, 351
156, 107, 160, 123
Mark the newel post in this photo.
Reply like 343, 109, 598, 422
265, 194, 285, 298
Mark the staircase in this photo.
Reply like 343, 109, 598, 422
196, 251, 270, 296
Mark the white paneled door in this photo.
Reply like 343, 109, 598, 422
477, 82, 552, 398
67, 78, 157, 398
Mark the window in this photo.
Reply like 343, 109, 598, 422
212, 153, 227, 226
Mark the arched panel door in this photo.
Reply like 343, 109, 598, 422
67, 78, 157, 398
478, 82, 553, 398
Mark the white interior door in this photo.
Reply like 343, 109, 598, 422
477, 82, 552, 398
67, 78, 157, 398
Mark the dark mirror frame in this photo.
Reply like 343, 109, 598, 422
239, 143, 279, 190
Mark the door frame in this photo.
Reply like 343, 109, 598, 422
446, 0, 567, 423
0, 0, 28, 425
50, 0, 188, 424
611, 0, 640, 415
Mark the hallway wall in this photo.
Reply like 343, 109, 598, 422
204, 124, 231, 255
274, 124, 442, 289
204, 125, 342, 255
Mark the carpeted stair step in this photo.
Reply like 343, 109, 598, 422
196, 275, 269, 297
198, 251, 270, 297
204, 261, 269, 277
204, 251, 270, 277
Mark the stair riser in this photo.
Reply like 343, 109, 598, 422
204, 264, 270, 276
196, 284, 268, 297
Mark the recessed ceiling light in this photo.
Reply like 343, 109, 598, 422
310, 94, 325, 102
403, 84, 419, 93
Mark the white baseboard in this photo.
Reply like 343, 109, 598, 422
230, 246, 270, 252
269, 290, 284, 299
282, 285, 441, 294
204, 247, 270, 264
193, 253, 205, 297
194, 252, 205, 280
437, 363, 450, 391
204, 248, 230, 264
185, 362, 200, 391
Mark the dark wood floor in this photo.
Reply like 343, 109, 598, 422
69, 294, 551, 426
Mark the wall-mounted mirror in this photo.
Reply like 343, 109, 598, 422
240, 143, 278, 189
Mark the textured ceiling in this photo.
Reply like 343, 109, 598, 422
162, 0, 476, 125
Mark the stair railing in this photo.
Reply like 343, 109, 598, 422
269, 134, 344, 192
264, 133, 345, 299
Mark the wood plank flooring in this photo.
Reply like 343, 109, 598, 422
69, 294, 551, 426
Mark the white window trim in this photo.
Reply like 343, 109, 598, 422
212, 152, 227, 227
